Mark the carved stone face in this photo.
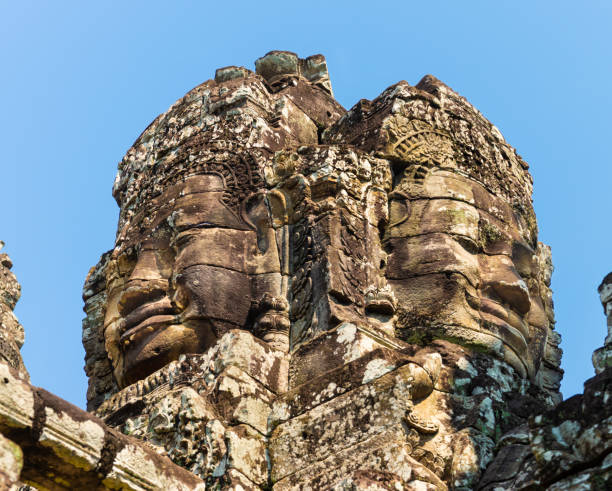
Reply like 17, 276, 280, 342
386, 169, 550, 378
103, 174, 281, 388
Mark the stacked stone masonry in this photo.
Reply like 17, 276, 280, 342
0, 52, 609, 489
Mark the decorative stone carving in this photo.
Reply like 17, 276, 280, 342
3, 51, 610, 489
74, 51, 573, 489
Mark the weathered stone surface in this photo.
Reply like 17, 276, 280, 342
479, 277, 612, 490
0, 432, 22, 489
270, 363, 436, 482
4, 50, 610, 489
90, 330, 285, 485
72, 51, 572, 489
479, 371, 612, 489
0, 243, 28, 380
273, 430, 446, 490
323, 77, 561, 393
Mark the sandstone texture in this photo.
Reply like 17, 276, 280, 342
0, 51, 609, 489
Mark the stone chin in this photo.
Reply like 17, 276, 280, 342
457, 287, 535, 379
441, 323, 532, 380
106, 318, 217, 389
408, 321, 531, 380
394, 277, 535, 380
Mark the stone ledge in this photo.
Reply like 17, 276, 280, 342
0, 362, 205, 490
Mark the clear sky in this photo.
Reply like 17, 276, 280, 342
1, 1, 610, 408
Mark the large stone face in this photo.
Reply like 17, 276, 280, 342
75, 51, 572, 489
103, 172, 283, 389
87, 54, 561, 400
323, 77, 558, 388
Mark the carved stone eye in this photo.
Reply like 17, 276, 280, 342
512, 241, 535, 279
454, 234, 480, 255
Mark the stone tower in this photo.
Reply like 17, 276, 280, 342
0, 52, 608, 490
81, 51, 564, 489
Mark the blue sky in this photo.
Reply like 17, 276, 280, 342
1, 1, 610, 408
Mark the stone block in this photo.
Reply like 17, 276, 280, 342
212, 365, 274, 434
103, 440, 206, 490
224, 424, 268, 486
289, 322, 393, 389
0, 433, 22, 488
0, 363, 34, 432
272, 428, 445, 490
273, 347, 412, 427
38, 405, 105, 471
211, 330, 289, 394
270, 364, 421, 481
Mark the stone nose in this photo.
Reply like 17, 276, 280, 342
118, 248, 170, 317
481, 256, 531, 316
128, 247, 166, 282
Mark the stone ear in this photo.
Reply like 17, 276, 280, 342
265, 190, 288, 228
242, 192, 273, 253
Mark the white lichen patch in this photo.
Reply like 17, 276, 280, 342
336, 323, 357, 344
363, 359, 396, 384
271, 401, 291, 423
551, 420, 581, 449
455, 357, 478, 377
218, 375, 243, 398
